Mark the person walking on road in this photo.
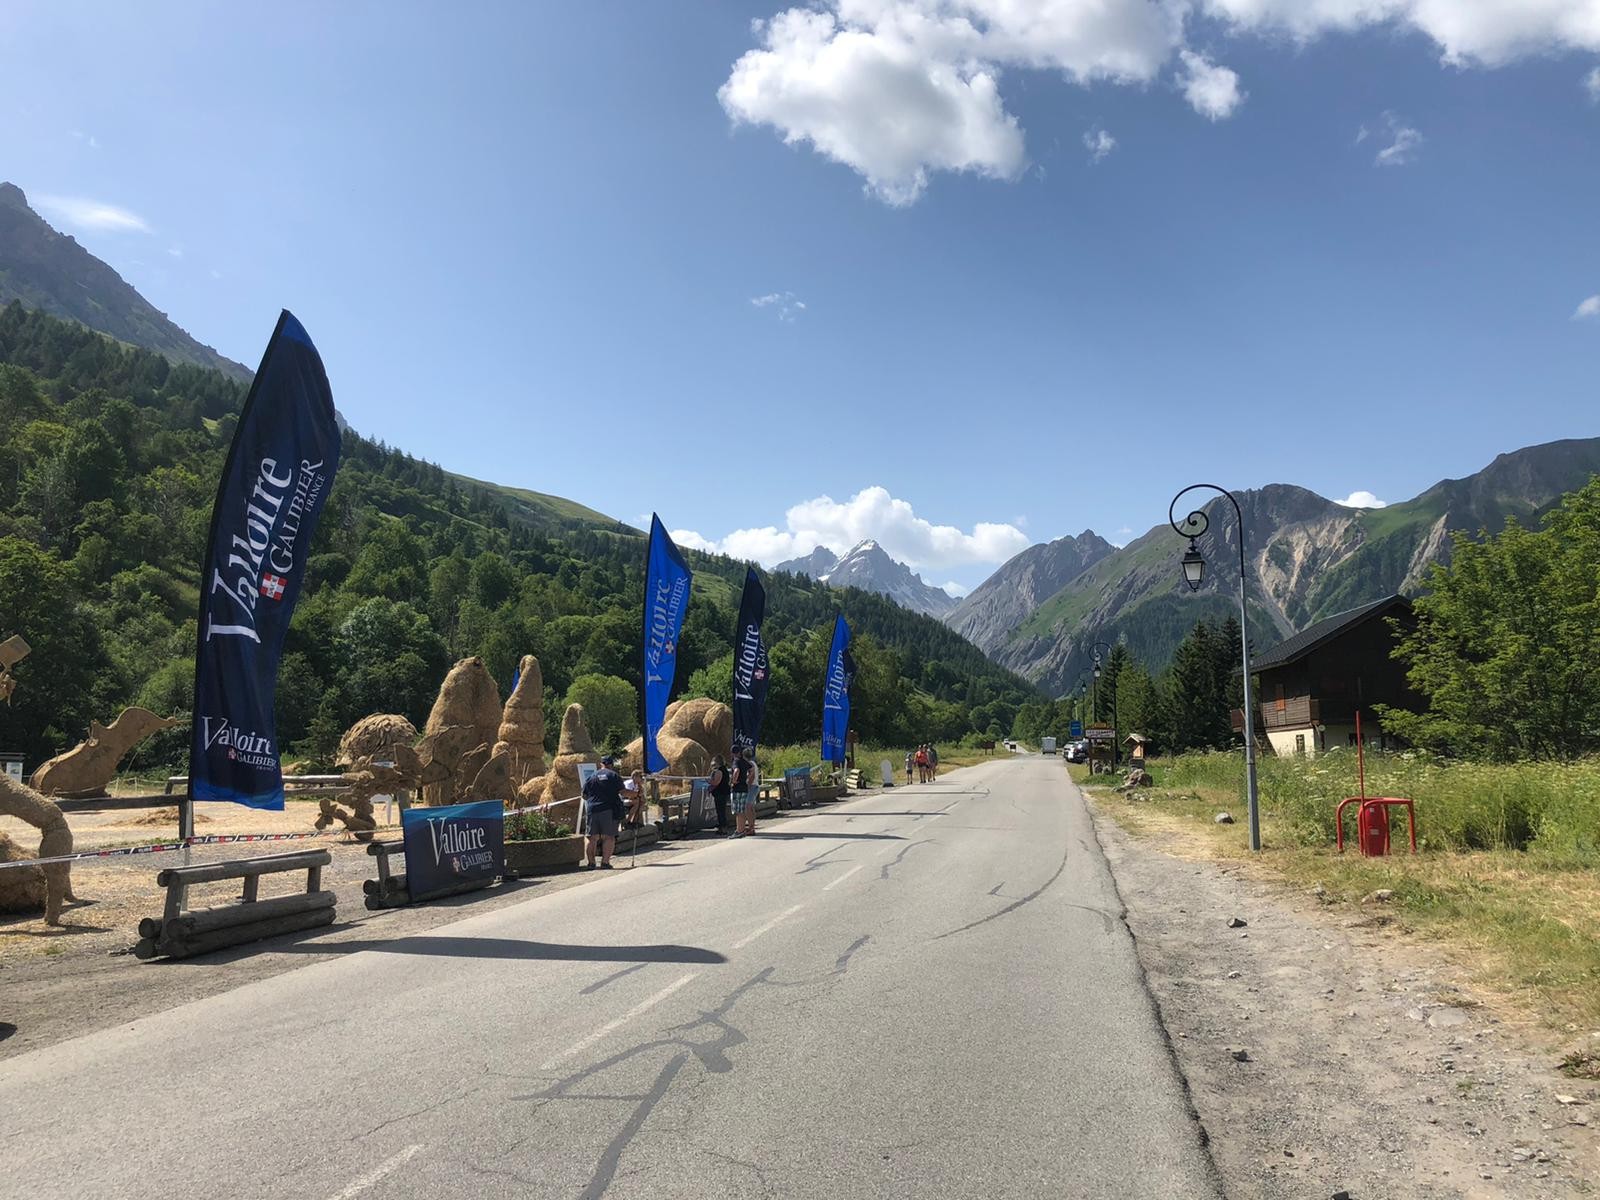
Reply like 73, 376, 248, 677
709, 755, 732, 835
905, 749, 914, 786
730, 749, 757, 837
914, 745, 928, 784
927, 744, 939, 780
582, 754, 626, 869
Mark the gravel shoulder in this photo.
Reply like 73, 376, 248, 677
1089, 791, 1599, 1199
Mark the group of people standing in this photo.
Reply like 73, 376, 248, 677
577, 747, 763, 868
906, 744, 939, 784
707, 751, 758, 837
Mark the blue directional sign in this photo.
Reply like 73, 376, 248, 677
1069, 720, 1084, 738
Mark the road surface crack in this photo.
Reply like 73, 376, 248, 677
880, 838, 934, 880
933, 841, 1069, 940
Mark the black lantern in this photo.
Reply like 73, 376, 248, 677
1181, 540, 1205, 591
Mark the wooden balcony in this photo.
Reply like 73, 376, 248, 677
1231, 698, 1362, 733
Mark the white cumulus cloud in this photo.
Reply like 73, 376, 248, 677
1574, 294, 1600, 320
1178, 50, 1245, 120
35, 195, 150, 234
1370, 112, 1423, 166
1083, 127, 1117, 162
1203, 0, 1600, 66
1335, 490, 1389, 508
672, 485, 1030, 572
751, 291, 807, 321
723, 0, 1600, 205
941, 580, 972, 598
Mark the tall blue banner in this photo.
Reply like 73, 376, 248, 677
821, 614, 851, 765
189, 311, 341, 810
402, 800, 504, 897
732, 567, 769, 758
642, 514, 692, 773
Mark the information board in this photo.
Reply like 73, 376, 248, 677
686, 778, 718, 833
784, 766, 813, 807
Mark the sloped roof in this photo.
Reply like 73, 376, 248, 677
1252, 595, 1411, 673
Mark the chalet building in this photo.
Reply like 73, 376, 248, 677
1234, 595, 1419, 758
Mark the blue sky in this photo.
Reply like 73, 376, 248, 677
2, 1, 1597, 594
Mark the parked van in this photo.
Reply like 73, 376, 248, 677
1041, 736, 1056, 755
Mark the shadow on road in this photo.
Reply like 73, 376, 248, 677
276, 936, 729, 964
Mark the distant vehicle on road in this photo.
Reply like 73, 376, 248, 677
1041, 736, 1056, 755
1065, 742, 1088, 763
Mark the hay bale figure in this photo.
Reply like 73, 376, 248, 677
29, 707, 177, 798
493, 655, 546, 790
0, 773, 78, 925
318, 745, 426, 840
0, 831, 46, 914
421, 658, 501, 805
338, 713, 418, 766
517, 703, 599, 824
623, 698, 734, 781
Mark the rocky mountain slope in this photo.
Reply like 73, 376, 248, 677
971, 438, 1600, 695
775, 539, 958, 617
0, 182, 251, 381
944, 530, 1113, 653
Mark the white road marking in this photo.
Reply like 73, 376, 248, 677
821, 864, 865, 892
541, 973, 699, 1070
732, 904, 804, 950
325, 1144, 424, 1200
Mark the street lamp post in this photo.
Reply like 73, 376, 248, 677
1169, 484, 1262, 852
1090, 640, 1116, 769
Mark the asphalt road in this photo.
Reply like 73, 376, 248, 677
0, 756, 1220, 1199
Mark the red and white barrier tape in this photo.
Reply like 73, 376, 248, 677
0, 827, 390, 871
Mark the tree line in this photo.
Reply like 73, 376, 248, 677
0, 302, 1041, 770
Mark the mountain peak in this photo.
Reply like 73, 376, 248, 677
0, 182, 252, 381
775, 540, 955, 617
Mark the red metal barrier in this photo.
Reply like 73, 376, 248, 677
1336, 796, 1417, 856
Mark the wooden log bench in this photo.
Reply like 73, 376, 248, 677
136, 849, 334, 960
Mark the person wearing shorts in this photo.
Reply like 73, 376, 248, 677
730, 751, 756, 837
582, 754, 626, 868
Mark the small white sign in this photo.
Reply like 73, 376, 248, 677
880, 759, 894, 786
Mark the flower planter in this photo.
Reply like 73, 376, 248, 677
504, 835, 585, 877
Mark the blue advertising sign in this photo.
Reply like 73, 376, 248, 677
189, 311, 341, 810
821, 615, 852, 765
1070, 720, 1084, 738
402, 800, 504, 897
732, 567, 769, 758
642, 514, 692, 774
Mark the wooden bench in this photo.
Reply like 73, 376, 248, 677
136, 849, 334, 960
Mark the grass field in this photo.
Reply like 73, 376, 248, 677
1075, 752, 1600, 1030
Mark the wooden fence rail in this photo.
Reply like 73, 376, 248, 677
135, 849, 334, 960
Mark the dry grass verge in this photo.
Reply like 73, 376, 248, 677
1075, 762, 1600, 1033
